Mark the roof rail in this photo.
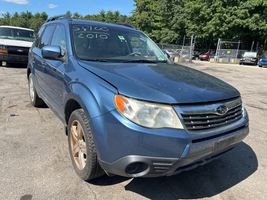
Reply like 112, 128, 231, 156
115, 23, 136, 29
45, 14, 71, 23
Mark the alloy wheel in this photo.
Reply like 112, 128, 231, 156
29, 75, 35, 102
70, 120, 87, 170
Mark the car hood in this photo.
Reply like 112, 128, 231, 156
0, 38, 32, 48
78, 61, 240, 104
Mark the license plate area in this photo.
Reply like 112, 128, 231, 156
214, 136, 236, 151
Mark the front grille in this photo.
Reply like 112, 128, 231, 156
7, 46, 29, 56
181, 98, 243, 131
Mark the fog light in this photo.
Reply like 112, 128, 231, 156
125, 162, 149, 175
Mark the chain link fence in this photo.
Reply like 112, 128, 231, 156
158, 36, 195, 63
214, 39, 259, 64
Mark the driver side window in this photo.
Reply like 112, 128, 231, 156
51, 25, 66, 52
39, 25, 55, 49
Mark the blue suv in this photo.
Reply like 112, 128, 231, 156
27, 15, 249, 181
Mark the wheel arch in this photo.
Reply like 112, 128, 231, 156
64, 98, 82, 126
64, 83, 102, 126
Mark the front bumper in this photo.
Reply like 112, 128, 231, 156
0, 53, 28, 64
240, 59, 257, 65
91, 109, 249, 178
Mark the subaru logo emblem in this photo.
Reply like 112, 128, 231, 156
216, 105, 228, 115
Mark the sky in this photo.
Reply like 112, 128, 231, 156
0, 0, 135, 16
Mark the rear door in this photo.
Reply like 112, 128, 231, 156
32, 25, 55, 99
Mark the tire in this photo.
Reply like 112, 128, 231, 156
68, 109, 104, 181
28, 73, 45, 107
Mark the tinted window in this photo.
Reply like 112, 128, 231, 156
0, 27, 12, 37
39, 25, 55, 48
0, 27, 34, 42
13, 29, 34, 41
51, 25, 66, 51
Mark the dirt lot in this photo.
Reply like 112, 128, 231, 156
0, 61, 266, 200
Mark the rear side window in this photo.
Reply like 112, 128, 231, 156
51, 25, 66, 51
39, 25, 55, 48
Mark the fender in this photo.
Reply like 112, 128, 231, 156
64, 81, 117, 124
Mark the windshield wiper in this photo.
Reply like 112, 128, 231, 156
80, 58, 110, 62
0, 36, 13, 39
15, 38, 33, 42
123, 60, 168, 63
80, 58, 168, 64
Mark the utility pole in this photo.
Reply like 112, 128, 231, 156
181, 35, 186, 56
251, 41, 254, 52
215, 38, 221, 62
236, 40, 241, 61
189, 35, 194, 62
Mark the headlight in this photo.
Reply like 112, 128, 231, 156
0, 45, 8, 53
0, 45, 7, 50
114, 95, 184, 129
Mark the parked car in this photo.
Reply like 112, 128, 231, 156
193, 50, 201, 60
239, 52, 258, 65
28, 15, 249, 181
199, 51, 214, 61
0, 26, 35, 67
258, 57, 267, 67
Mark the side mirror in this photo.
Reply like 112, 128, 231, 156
41, 46, 63, 60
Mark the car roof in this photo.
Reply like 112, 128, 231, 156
46, 19, 137, 31
0, 25, 34, 32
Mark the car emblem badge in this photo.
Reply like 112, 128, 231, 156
216, 105, 228, 115
17, 49, 23, 52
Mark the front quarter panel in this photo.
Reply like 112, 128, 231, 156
64, 60, 118, 122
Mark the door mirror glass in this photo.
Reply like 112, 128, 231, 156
41, 46, 62, 60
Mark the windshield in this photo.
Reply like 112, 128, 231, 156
0, 27, 35, 42
243, 52, 257, 58
71, 24, 167, 63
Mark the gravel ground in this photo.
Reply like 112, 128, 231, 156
0, 61, 266, 200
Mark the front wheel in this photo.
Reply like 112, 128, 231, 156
68, 109, 104, 181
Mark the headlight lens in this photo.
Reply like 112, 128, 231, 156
114, 95, 184, 129
0, 45, 7, 50
0, 45, 8, 53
